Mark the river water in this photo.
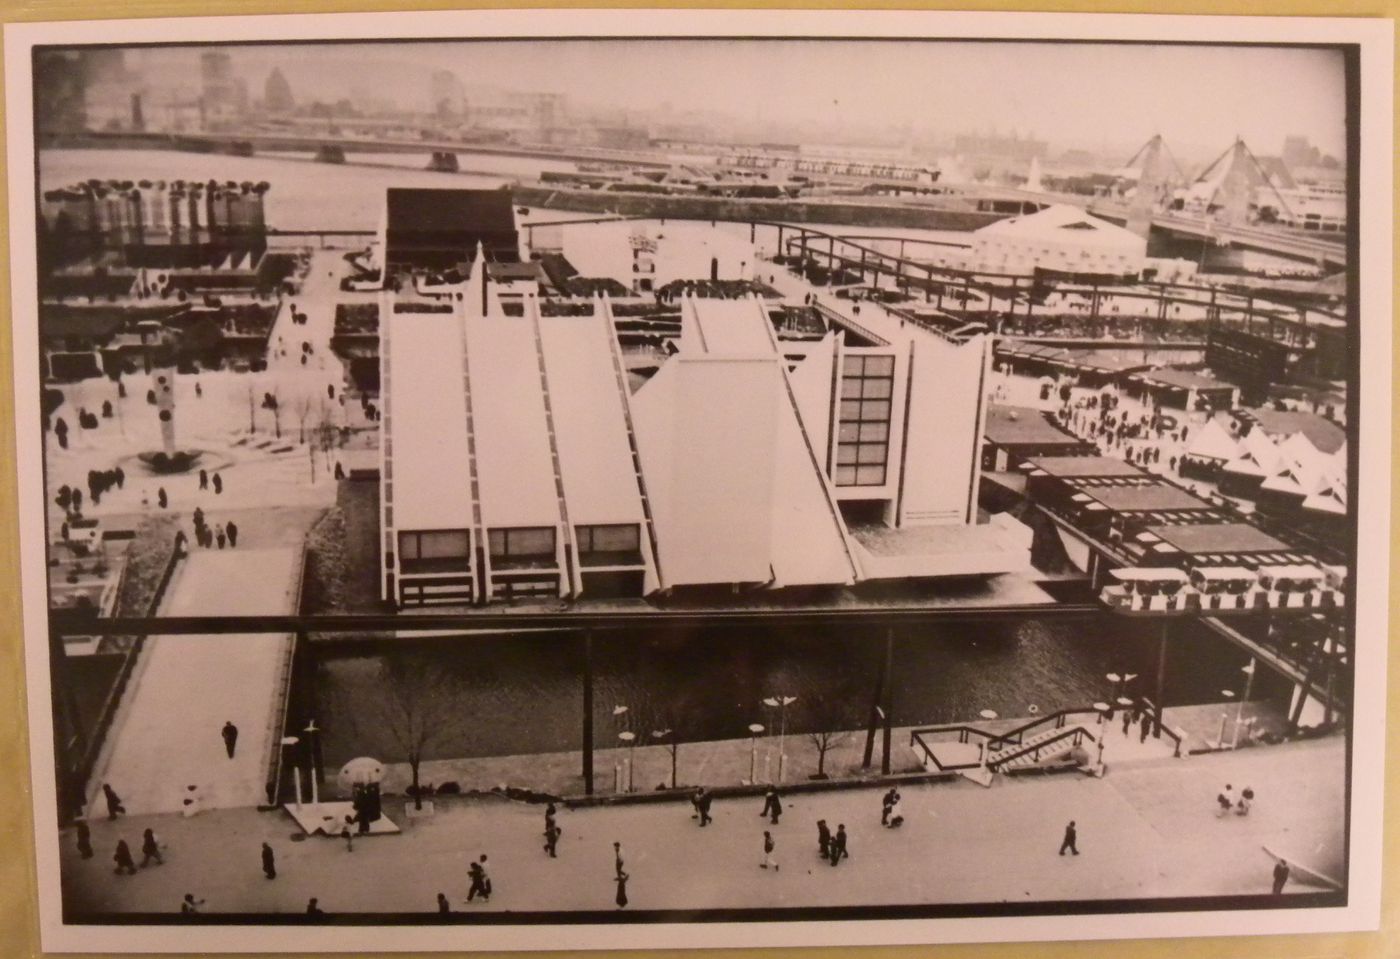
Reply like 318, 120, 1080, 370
39, 148, 1266, 767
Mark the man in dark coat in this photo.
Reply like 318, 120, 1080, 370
543, 824, 561, 858
222, 721, 239, 759
226, 521, 239, 548
615, 869, 630, 908
695, 788, 713, 827
467, 855, 490, 902
881, 788, 899, 826
829, 824, 849, 866
140, 828, 163, 866
75, 819, 93, 859
1272, 859, 1290, 895
760, 787, 782, 825
816, 820, 831, 860
212, 473, 223, 495
437, 892, 451, 914
113, 839, 137, 875
1059, 821, 1079, 855
306, 898, 324, 915
261, 842, 276, 879
102, 784, 125, 821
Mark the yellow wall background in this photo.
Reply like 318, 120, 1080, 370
0, 2, 1393, 957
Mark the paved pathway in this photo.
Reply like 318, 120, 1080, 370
87, 547, 300, 817
61, 735, 1343, 916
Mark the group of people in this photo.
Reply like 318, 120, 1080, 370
191, 506, 237, 550
1216, 783, 1257, 818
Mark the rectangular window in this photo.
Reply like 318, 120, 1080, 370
575, 524, 643, 567
488, 527, 557, 568
397, 529, 470, 573
835, 353, 895, 487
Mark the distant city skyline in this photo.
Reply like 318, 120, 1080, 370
80, 40, 1347, 167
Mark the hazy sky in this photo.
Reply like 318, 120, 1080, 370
128, 40, 1347, 160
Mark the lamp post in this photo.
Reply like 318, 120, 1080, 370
763, 695, 797, 783
651, 728, 674, 789
280, 736, 302, 809
1092, 702, 1110, 768
617, 731, 636, 793
1217, 689, 1236, 748
747, 723, 765, 785
302, 719, 321, 803
1231, 660, 1257, 750
612, 705, 630, 793
978, 709, 998, 767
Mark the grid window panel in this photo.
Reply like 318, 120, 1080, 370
488, 526, 557, 559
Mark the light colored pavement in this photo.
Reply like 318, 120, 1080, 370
61, 735, 1343, 915
87, 547, 300, 816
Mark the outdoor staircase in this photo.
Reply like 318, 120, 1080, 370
987, 725, 1091, 772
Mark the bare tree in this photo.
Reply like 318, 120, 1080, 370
293, 391, 316, 444
632, 690, 696, 790
803, 693, 863, 780
356, 652, 469, 810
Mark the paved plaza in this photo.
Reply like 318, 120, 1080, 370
61, 735, 1342, 916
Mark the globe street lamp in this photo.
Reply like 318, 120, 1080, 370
978, 709, 998, 767
1231, 660, 1257, 750
747, 723, 766, 785
651, 728, 674, 789
1092, 702, 1110, 768
1217, 689, 1236, 748
618, 731, 636, 793
763, 696, 797, 783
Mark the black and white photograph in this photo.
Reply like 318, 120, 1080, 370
4, 9, 1391, 953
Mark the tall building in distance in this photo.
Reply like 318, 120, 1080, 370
429, 69, 465, 119
263, 67, 294, 114
200, 50, 247, 128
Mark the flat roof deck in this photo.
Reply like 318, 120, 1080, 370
1027, 455, 1145, 479
1082, 484, 1214, 513
984, 405, 1085, 447
686, 297, 778, 355
1142, 521, 1293, 556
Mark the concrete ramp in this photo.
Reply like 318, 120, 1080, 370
88, 547, 299, 816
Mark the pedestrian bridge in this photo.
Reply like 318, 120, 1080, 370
85, 547, 301, 816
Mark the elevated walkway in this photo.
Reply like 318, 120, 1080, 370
86, 547, 300, 816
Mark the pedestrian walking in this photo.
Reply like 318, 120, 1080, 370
226, 521, 238, 548
881, 788, 899, 826
1272, 859, 1290, 895
466, 855, 491, 902
760, 787, 782, 825
212, 473, 223, 495
157, 487, 168, 509
613, 841, 624, 878
695, 787, 713, 827
437, 892, 451, 914
195, 381, 203, 398
886, 792, 904, 829
180, 893, 205, 914
222, 721, 239, 759
102, 784, 125, 821
817, 819, 831, 860
1217, 785, 1234, 817
1059, 821, 1079, 855
75, 819, 93, 859
615, 869, 630, 909
1237, 786, 1255, 816
306, 898, 324, 915
829, 824, 849, 866
140, 828, 163, 867
543, 823, 561, 858
113, 839, 137, 875
199, 469, 208, 491
261, 842, 276, 880
761, 830, 779, 871
215, 524, 227, 549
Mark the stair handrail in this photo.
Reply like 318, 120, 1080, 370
908, 724, 1001, 772
989, 725, 1096, 771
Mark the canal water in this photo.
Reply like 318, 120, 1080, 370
311, 618, 1276, 769
39, 148, 1274, 769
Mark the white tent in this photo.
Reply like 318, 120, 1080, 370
1184, 417, 1241, 464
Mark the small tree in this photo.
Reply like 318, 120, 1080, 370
803, 693, 864, 780
358, 652, 469, 810
633, 690, 696, 790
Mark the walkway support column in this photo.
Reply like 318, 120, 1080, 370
880, 628, 895, 775
582, 630, 594, 795
1154, 620, 1169, 737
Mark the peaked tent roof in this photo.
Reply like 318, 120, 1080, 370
974, 203, 1145, 252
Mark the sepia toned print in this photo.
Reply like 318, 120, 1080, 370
5, 9, 1391, 954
